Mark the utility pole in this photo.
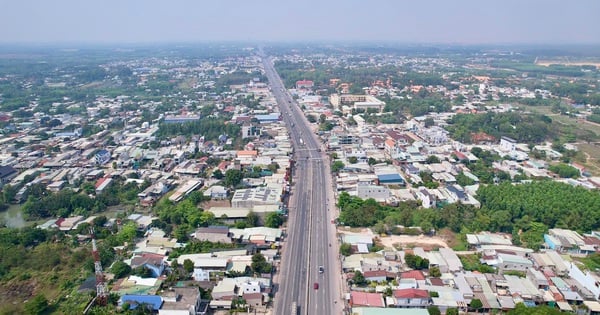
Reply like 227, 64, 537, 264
91, 228, 109, 306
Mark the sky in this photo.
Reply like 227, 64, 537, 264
1, 0, 599, 44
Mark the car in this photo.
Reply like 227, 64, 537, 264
319, 266, 324, 273
313, 282, 319, 290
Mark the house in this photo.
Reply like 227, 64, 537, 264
194, 226, 232, 244
191, 257, 229, 281
0, 165, 17, 187
341, 234, 373, 254
203, 185, 228, 200
95, 149, 111, 165
130, 252, 166, 278
95, 177, 113, 194
159, 287, 207, 315
243, 292, 263, 308
351, 308, 429, 315
392, 288, 430, 308
212, 278, 237, 300
231, 186, 282, 208
296, 80, 314, 89
497, 253, 533, 272
363, 270, 388, 282
527, 268, 550, 289
500, 136, 517, 152
229, 226, 282, 247
349, 291, 385, 308
357, 183, 391, 202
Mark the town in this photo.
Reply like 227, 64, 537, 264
0, 43, 599, 315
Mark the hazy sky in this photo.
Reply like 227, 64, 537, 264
1, 0, 599, 44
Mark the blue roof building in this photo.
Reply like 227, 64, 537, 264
119, 295, 163, 311
255, 113, 280, 123
377, 173, 405, 185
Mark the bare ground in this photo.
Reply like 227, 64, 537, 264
338, 227, 450, 250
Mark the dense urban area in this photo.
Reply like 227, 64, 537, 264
0, 43, 600, 315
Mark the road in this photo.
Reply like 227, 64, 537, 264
261, 51, 344, 315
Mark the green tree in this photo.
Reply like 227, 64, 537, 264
213, 169, 224, 179
24, 294, 48, 315
223, 169, 243, 187
348, 156, 358, 164
251, 253, 272, 275
331, 161, 345, 173
424, 117, 435, 128
118, 221, 138, 245
427, 306, 441, 315
340, 243, 352, 256
373, 221, 387, 235
425, 155, 440, 164
446, 308, 459, 315
469, 298, 483, 312
429, 266, 441, 278
265, 212, 284, 228
110, 261, 132, 279
353, 270, 366, 286
183, 259, 194, 273
548, 163, 580, 178
246, 211, 259, 227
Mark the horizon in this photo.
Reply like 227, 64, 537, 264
1, 0, 599, 45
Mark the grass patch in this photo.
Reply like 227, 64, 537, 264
575, 253, 600, 272
458, 254, 495, 274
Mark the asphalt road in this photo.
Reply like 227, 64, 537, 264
261, 52, 344, 315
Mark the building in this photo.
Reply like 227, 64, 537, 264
203, 185, 228, 200
195, 226, 232, 244
130, 252, 166, 278
169, 179, 203, 203
95, 149, 111, 165
349, 291, 385, 308
392, 288, 430, 308
231, 186, 281, 208
159, 287, 207, 315
330, 94, 385, 112
0, 165, 17, 187
500, 136, 517, 152
296, 80, 314, 90
95, 177, 113, 194
357, 183, 391, 202
164, 115, 201, 124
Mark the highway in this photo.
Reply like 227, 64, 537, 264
261, 51, 344, 315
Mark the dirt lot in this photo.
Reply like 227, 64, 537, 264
536, 60, 600, 68
378, 234, 449, 250
200, 199, 231, 209
338, 227, 449, 250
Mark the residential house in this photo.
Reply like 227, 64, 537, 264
342, 234, 373, 254
0, 165, 17, 187
203, 185, 228, 200
392, 288, 430, 308
243, 292, 263, 308
527, 268, 550, 289
159, 287, 207, 315
130, 252, 166, 278
349, 291, 385, 308
194, 226, 232, 244
211, 278, 237, 301
363, 270, 388, 282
